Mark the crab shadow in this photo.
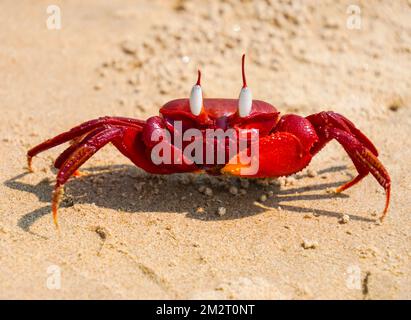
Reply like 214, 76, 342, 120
5, 164, 374, 232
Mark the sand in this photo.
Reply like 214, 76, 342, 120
0, 0, 410, 299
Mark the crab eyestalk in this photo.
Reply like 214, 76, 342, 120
238, 54, 252, 117
189, 69, 203, 116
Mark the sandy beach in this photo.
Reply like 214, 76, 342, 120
0, 0, 410, 299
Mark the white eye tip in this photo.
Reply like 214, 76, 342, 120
189, 85, 203, 116
238, 87, 252, 117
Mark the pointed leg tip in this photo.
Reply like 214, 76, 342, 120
53, 214, 60, 230
52, 205, 59, 230
52, 204, 62, 232
334, 187, 343, 194
27, 156, 34, 172
379, 186, 390, 222
52, 185, 63, 230
379, 208, 389, 222
73, 170, 87, 178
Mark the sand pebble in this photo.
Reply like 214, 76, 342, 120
278, 177, 295, 187
285, 177, 296, 186
302, 239, 318, 249
181, 56, 190, 64
98, 69, 107, 78
216, 207, 227, 216
228, 186, 238, 195
326, 188, 336, 194
120, 40, 137, 55
204, 187, 213, 196
388, 97, 404, 112
307, 169, 317, 177
95, 226, 110, 240
339, 214, 350, 224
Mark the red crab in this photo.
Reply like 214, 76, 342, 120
27, 55, 390, 227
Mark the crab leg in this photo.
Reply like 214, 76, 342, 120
53, 126, 108, 169
27, 117, 144, 171
330, 127, 390, 219
52, 127, 124, 228
335, 173, 366, 193
307, 112, 391, 220
307, 111, 378, 157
